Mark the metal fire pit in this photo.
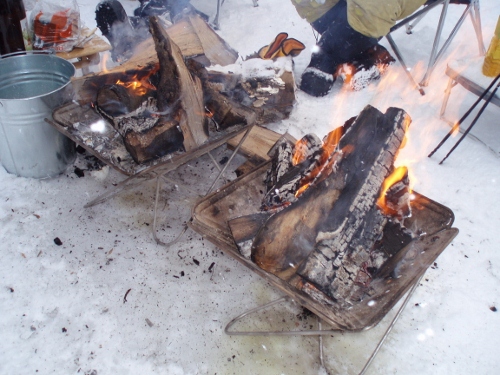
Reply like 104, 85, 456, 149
49, 101, 251, 177
190, 160, 458, 331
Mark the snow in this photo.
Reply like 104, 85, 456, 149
1, 0, 500, 374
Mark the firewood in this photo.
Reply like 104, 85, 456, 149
96, 84, 149, 117
227, 127, 296, 162
123, 118, 184, 164
187, 13, 238, 66
228, 212, 271, 259
203, 82, 257, 130
263, 136, 295, 192
73, 14, 238, 104
250, 105, 411, 305
96, 97, 184, 164
149, 15, 208, 151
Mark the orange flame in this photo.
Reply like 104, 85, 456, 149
323, 126, 343, 154
376, 166, 409, 214
100, 53, 110, 74
115, 64, 159, 97
293, 126, 344, 198
292, 138, 309, 166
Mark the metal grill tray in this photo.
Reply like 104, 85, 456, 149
190, 161, 458, 331
51, 102, 249, 176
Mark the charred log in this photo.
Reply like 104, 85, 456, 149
250, 105, 412, 305
96, 84, 149, 117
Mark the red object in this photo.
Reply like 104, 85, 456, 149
33, 10, 72, 47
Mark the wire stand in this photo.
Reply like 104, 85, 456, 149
225, 275, 423, 375
152, 124, 255, 246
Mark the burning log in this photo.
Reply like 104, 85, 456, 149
94, 16, 210, 164
70, 14, 296, 165
239, 105, 412, 305
149, 16, 208, 151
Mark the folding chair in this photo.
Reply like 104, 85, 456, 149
385, 0, 486, 94
213, 0, 259, 29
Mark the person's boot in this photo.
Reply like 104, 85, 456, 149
299, 67, 336, 97
336, 44, 395, 91
95, 0, 138, 61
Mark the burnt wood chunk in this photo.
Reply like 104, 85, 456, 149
101, 98, 184, 164
96, 84, 146, 117
203, 82, 257, 130
123, 119, 184, 163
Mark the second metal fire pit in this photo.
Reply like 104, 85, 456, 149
190, 160, 458, 331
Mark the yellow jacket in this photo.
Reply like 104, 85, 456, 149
291, 0, 427, 38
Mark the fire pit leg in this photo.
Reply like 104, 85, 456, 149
152, 176, 191, 247
357, 275, 422, 375
151, 124, 255, 247
206, 124, 255, 194
224, 276, 424, 374
84, 125, 253, 209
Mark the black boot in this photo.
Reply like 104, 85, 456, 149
300, 67, 336, 97
95, 0, 138, 61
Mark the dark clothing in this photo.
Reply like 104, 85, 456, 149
308, 0, 377, 74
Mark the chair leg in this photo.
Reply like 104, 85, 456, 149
213, 0, 222, 30
214, 0, 258, 29
470, 0, 486, 55
420, 0, 451, 86
385, 34, 426, 95
439, 76, 456, 122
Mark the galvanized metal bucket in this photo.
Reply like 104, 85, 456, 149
0, 52, 76, 178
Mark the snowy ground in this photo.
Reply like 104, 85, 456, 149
1, 0, 500, 374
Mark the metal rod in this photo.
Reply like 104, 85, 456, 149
84, 174, 154, 208
439, 77, 455, 119
206, 124, 255, 195
389, 0, 445, 32
439, 79, 500, 164
421, 1, 477, 86
208, 151, 222, 172
318, 318, 325, 368
224, 296, 344, 336
213, 0, 221, 30
151, 176, 190, 247
428, 74, 500, 158
471, 0, 486, 55
358, 275, 423, 375
419, 0, 450, 86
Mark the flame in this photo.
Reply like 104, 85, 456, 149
100, 53, 110, 73
295, 183, 310, 198
115, 64, 159, 97
292, 138, 310, 166
376, 165, 409, 214
293, 126, 344, 198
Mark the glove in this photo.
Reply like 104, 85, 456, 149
258, 32, 305, 59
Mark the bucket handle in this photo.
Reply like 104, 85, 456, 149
0, 50, 56, 59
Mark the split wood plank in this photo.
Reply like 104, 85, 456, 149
150, 16, 208, 151
227, 126, 296, 162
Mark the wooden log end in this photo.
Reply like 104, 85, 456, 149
123, 119, 184, 164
